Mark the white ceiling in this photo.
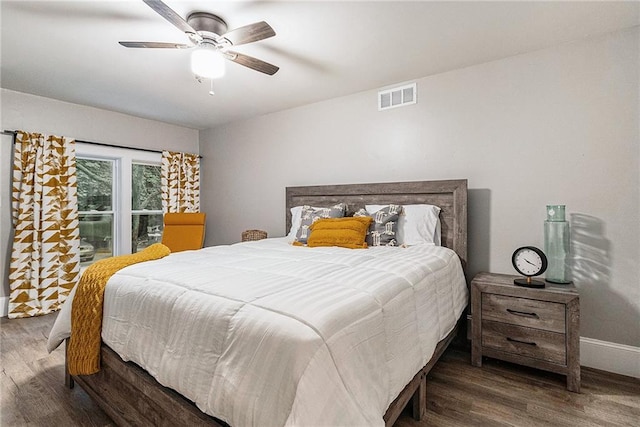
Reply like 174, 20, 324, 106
2, 1, 638, 130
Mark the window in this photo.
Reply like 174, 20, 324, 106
76, 143, 162, 265
77, 158, 115, 264
132, 163, 163, 253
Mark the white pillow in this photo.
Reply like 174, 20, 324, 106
287, 205, 304, 240
366, 204, 441, 246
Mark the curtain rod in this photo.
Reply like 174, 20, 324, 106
2, 130, 202, 158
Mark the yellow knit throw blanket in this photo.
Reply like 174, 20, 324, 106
67, 243, 171, 375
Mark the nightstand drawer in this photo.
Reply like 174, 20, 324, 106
482, 320, 566, 365
482, 293, 565, 333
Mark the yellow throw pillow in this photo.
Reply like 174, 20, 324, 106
306, 217, 373, 249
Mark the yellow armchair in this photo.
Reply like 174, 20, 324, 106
161, 213, 206, 253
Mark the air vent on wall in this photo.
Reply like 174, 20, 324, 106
378, 83, 417, 111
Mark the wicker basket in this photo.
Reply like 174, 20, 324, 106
242, 229, 268, 242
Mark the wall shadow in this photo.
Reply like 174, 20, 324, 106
569, 214, 611, 287
453, 188, 490, 350
467, 188, 491, 280
570, 213, 640, 346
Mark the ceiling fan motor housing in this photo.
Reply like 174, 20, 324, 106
187, 12, 228, 38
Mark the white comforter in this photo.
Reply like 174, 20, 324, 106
50, 238, 467, 427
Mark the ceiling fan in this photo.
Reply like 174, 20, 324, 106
119, 0, 279, 77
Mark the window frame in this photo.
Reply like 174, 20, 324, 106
131, 161, 164, 253
131, 160, 163, 216
76, 143, 162, 257
76, 156, 117, 260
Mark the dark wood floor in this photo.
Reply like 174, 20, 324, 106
2, 313, 638, 426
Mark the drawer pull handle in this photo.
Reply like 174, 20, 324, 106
507, 337, 537, 346
506, 309, 539, 318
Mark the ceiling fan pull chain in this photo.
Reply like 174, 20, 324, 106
209, 79, 215, 96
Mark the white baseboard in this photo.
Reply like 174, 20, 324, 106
580, 337, 640, 378
0, 296, 8, 317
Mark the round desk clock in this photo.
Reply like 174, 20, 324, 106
512, 246, 547, 288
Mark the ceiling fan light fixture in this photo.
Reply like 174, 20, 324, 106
191, 46, 225, 79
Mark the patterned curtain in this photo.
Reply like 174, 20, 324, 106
161, 150, 200, 213
9, 131, 81, 319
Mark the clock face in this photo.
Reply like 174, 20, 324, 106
512, 246, 548, 277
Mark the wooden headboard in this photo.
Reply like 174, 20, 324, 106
285, 179, 468, 271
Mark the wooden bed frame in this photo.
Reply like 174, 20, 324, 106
68, 179, 468, 427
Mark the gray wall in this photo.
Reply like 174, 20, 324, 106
0, 89, 199, 309
200, 28, 639, 347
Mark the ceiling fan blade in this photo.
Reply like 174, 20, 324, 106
225, 51, 279, 75
222, 21, 275, 46
143, 0, 198, 37
119, 41, 191, 49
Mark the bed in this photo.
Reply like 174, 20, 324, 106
63, 179, 468, 426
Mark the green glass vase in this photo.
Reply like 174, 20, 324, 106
544, 205, 571, 284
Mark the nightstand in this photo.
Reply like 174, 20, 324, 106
471, 272, 580, 392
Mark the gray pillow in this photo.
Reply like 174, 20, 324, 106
354, 204, 402, 247
295, 203, 346, 244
